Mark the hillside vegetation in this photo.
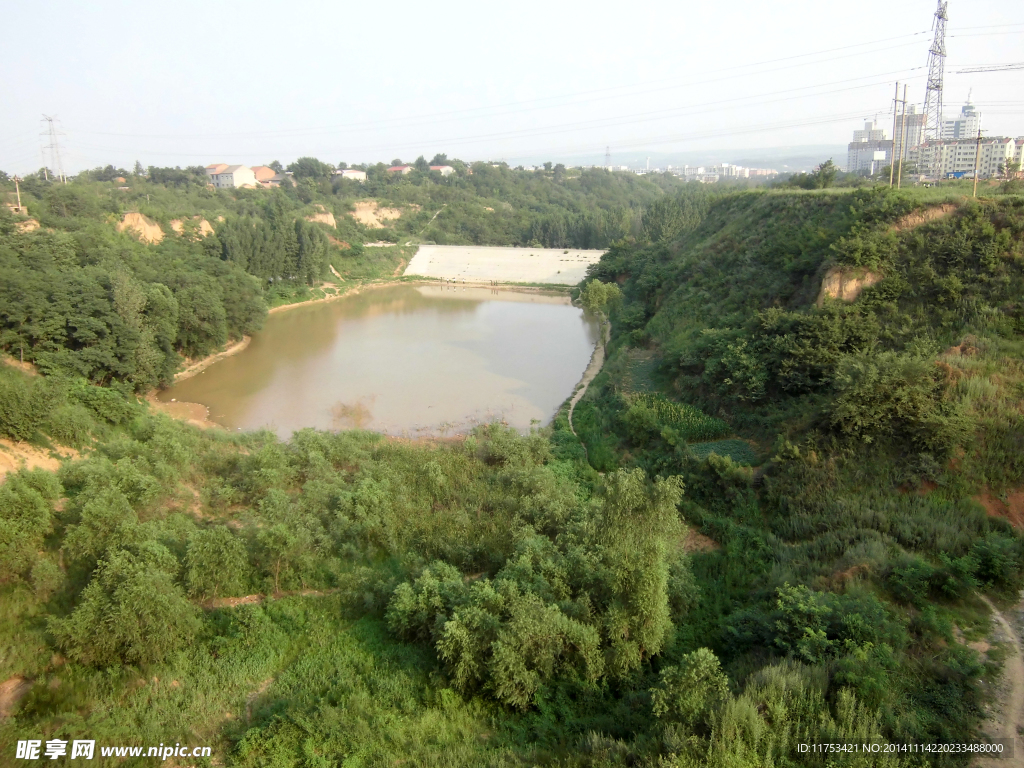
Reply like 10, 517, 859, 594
0, 165, 685, 390
1, 179, 1024, 766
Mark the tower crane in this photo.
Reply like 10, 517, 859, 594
955, 63, 1024, 74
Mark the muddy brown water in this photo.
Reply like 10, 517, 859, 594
159, 284, 599, 438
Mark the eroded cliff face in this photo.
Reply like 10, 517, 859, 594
306, 204, 337, 228
169, 217, 214, 238
116, 212, 164, 243
816, 266, 882, 306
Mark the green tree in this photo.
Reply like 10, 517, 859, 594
595, 469, 684, 677
811, 159, 838, 189
49, 543, 201, 666
287, 157, 334, 180
650, 648, 730, 729
185, 527, 252, 599
580, 279, 622, 315
0, 469, 59, 580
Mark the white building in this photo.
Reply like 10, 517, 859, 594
910, 136, 1019, 179
894, 105, 926, 162
941, 101, 982, 141
678, 163, 776, 181
335, 169, 367, 182
206, 164, 258, 189
429, 165, 455, 176
852, 120, 886, 142
847, 120, 892, 174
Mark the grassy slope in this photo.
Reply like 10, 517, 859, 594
568, 187, 1024, 754
3, 185, 1024, 767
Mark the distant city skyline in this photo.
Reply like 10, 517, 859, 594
2, 0, 1021, 175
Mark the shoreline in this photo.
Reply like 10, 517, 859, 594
267, 281, 366, 314
567, 317, 610, 440
172, 336, 251, 383
267, 278, 570, 317
150, 277, 583, 435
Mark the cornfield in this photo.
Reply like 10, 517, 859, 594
627, 393, 730, 442
689, 439, 759, 466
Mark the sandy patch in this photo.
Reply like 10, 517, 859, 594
0, 439, 77, 482
683, 527, 721, 553
405, 245, 605, 285
306, 205, 336, 228
975, 488, 1024, 529
2, 355, 39, 375
116, 212, 164, 244
350, 201, 403, 228
0, 676, 33, 718
169, 217, 214, 239
894, 203, 957, 232
15, 219, 40, 233
816, 266, 882, 306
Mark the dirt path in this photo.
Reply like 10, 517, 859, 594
567, 319, 610, 445
976, 593, 1024, 767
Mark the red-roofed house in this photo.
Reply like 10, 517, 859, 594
251, 166, 277, 184
386, 165, 413, 175
430, 165, 455, 176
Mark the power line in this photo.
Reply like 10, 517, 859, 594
70, 67, 926, 160
69, 33, 935, 142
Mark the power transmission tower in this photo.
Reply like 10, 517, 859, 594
605, 146, 611, 169
41, 115, 67, 184
922, 1, 948, 142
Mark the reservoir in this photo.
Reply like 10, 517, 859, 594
158, 284, 600, 438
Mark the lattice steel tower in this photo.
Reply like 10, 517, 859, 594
41, 115, 67, 183
922, 1, 948, 142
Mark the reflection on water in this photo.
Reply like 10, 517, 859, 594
159, 284, 599, 438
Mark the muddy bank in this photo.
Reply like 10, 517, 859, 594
268, 282, 365, 315
173, 337, 251, 383
145, 394, 221, 430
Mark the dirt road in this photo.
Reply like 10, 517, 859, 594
976, 593, 1024, 768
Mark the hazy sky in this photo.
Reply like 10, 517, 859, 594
2, 0, 1021, 173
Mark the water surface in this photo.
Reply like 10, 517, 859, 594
159, 284, 599, 437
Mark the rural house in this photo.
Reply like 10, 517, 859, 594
206, 164, 258, 189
